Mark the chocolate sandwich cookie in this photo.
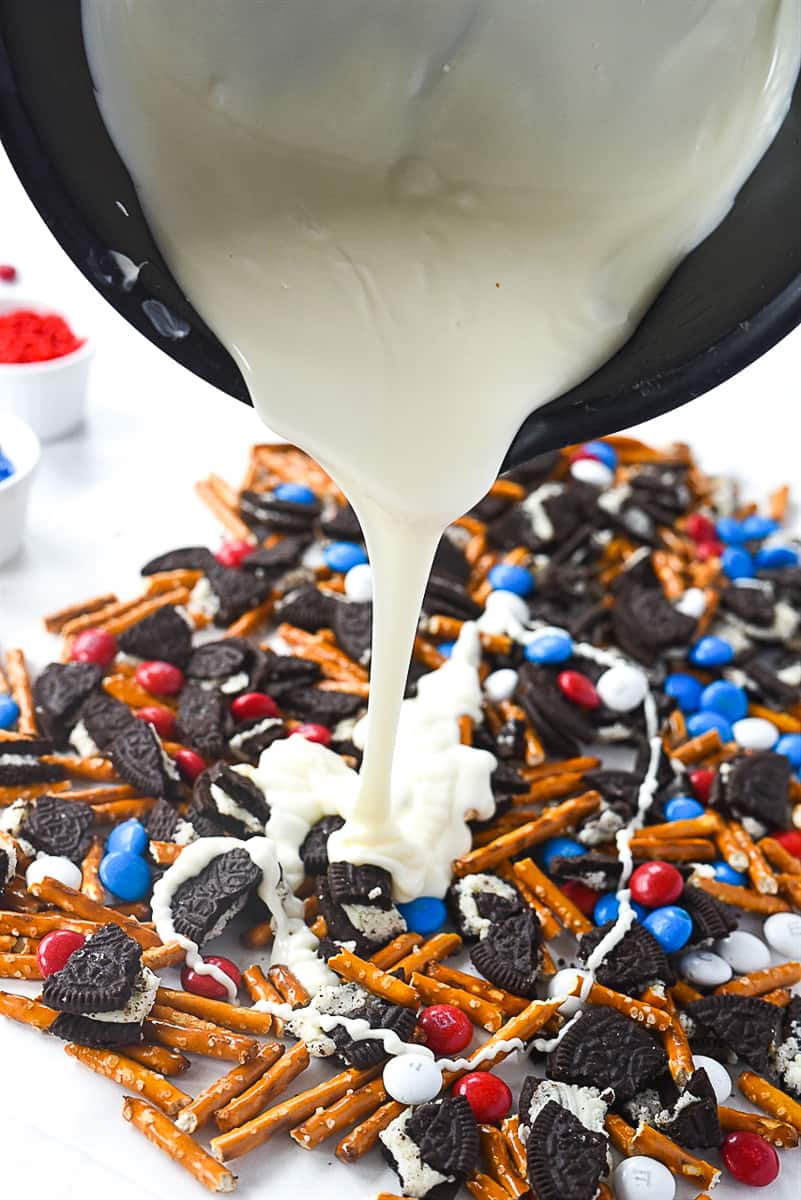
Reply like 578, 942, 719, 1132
657, 1068, 723, 1148
254, 649, 321, 702
191, 763, 270, 839
110, 721, 181, 800
239, 489, 320, 535
227, 713, 288, 765
332, 600, 372, 665
611, 581, 697, 665
447, 872, 524, 942
526, 1100, 609, 1200
710, 751, 793, 831
380, 1095, 480, 1200
20, 794, 94, 863
239, 534, 310, 583
118, 604, 193, 669
186, 637, 269, 697
320, 499, 362, 541
577, 920, 674, 995
0, 834, 16, 886
276, 584, 336, 632
32, 661, 103, 746
516, 663, 598, 758
145, 797, 185, 843
686, 994, 785, 1079
547, 852, 622, 893
0, 745, 67, 788
203, 562, 272, 626
680, 883, 738, 946
74, 691, 138, 754
470, 908, 542, 997
547, 1006, 668, 1102
300, 815, 346, 877
279, 685, 364, 727
176, 683, 228, 758
331, 994, 417, 1069
140, 546, 216, 575
170, 846, 263, 945
318, 864, 406, 957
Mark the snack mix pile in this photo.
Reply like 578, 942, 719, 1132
1, 436, 800, 1200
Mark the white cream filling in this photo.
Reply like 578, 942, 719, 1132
209, 782, 265, 834
69, 720, 101, 759
84, 967, 159, 1024
454, 873, 520, 940
380, 1109, 452, 1198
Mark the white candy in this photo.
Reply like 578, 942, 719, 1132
548, 969, 584, 1016
570, 458, 614, 489
692, 1055, 732, 1105
674, 587, 707, 620
731, 716, 779, 751
595, 663, 648, 712
484, 668, 519, 703
613, 1156, 675, 1200
344, 562, 373, 602
300, 543, 327, 570
677, 949, 732, 988
715, 930, 771, 975
484, 589, 530, 624
26, 855, 82, 892
382, 1053, 442, 1105
763, 912, 801, 960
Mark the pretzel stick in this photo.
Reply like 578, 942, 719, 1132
43, 593, 119, 633
27, 877, 161, 947
176, 1043, 285, 1133
0, 912, 98, 937
575, 977, 673, 1032
411, 971, 503, 1031
501, 1116, 529, 1179
606, 1114, 720, 1190
0, 936, 14, 951
370, 932, 424, 970
718, 1105, 799, 1148
41, 754, 117, 782
240, 919, 273, 950
103, 674, 178, 711
715, 824, 750, 872
727, 822, 778, 894
335, 1100, 404, 1162
243, 965, 284, 1035
636, 812, 723, 841
0, 991, 57, 1029
123, 1097, 237, 1194
327, 947, 419, 1007
149, 841, 184, 867
226, 597, 275, 638
143, 1016, 257, 1063
671, 729, 723, 765
518, 756, 601, 783
467, 1173, 511, 1200
63, 784, 140, 804
693, 877, 790, 914
121, 1043, 191, 1076
738, 1071, 801, 1132
778, 872, 801, 907
150, 1003, 219, 1030
5, 649, 37, 734
513, 858, 593, 936
453, 791, 600, 875
290, 1077, 389, 1149
64, 1043, 191, 1116
498, 864, 561, 940
715, 961, 801, 997
156, 987, 273, 1036
144, 570, 203, 595
0, 781, 72, 805
61, 594, 156, 637
1, 875, 46, 909
391, 933, 462, 980
760, 837, 801, 876
142, 942, 186, 971
426, 962, 528, 1016
79, 838, 105, 902
0, 953, 40, 979
479, 1125, 529, 1198
267, 964, 311, 1008
213, 1060, 380, 1160
662, 1016, 695, 1087
213, 1041, 309, 1134
631, 838, 716, 862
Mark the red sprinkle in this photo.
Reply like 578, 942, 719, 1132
69, 628, 118, 670
135, 660, 184, 697
136, 706, 177, 740
774, 830, 801, 860
36, 929, 86, 978
417, 1005, 473, 1056
688, 767, 714, 805
557, 670, 601, 709
0, 309, 85, 363
215, 539, 255, 568
0, 265, 18, 284
290, 723, 332, 746
452, 1072, 512, 1124
686, 513, 717, 543
174, 748, 206, 783
629, 860, 684, 908
721, 1131, 779, 1187
181, 955, 242, 1001
231, 692, 279, 722
560, 879, 601, 918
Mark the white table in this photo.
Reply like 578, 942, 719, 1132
1, 148, 799, 1199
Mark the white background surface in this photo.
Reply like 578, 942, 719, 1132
1, 144, 800, 1200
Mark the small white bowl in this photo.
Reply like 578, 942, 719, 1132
0, 412, 41, 566
0, 298, 94, 442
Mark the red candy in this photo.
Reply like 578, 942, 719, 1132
557, 670, 600, 709
560, 879, 601, 918
686, 513, 717, 543
696, 540, 723, 561
0, 308, 85, 363
452, 1072, 512, 1124
181, 955, 242, 1000
231, 692, 279, 722
417, 1004, 473, 1056
629, 860, 684, 908
136, 705, 178, 740
215, 539, 254, 568
36, 929, 86, 978
291, 723, 332, 746
721, 1131, 779, 1187
774, 830, 801, 860
174, 748, 206, 783
70, 628, 118, 669
135, 660, 184, 697
0, 264, 18, 283
688, 767, 714, 805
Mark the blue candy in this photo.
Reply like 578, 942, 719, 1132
775, 733, 801, 768
0, 452, 15, 484
664, 673, 703, 714
437, 641, 456, 659
687, 711, 733, 742
541, 836, 584, 870
721, 547, 754, 580
593, 894, 646, 926
106, 819, 149, 858
0, 694, 20, 731
397, 896, 447, 936
273, 482, 317, 506
755, 545, 800, 570
580, 441, 618, 471
99, 851, 151, 902
712, 860, 749, 887
643, 905, 693, 953
689, 636, 735, 668
524, 629, 574, 665
324, 541, 368, 573
664, 796, 705, 822
488, 564, 534, 597
700, 680, 748, 723
740, 515, 780, 541
716, 517, 746, 544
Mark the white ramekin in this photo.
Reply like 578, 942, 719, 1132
0, 298, 94, 442
0, 412, 41, 566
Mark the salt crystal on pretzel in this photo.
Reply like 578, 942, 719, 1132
738, 1071, 801, 1133
143, 1014, 258, 1063
513, 857, 593, 937
426, 962, 528, 1017
0, 911, 97, 938
290, 1075, 390, 1150
176, 1042, 285, 1133
213, 1040, 309, 1136
121, 1043, 191, 1077
123, 1096, 238, 1194
718, 1104, 799, 1148
65, 1042, 191, 1116
715, 961, 801, 997
27, 877, 161, 947
5, 649, 37, 735
156, 986, 273, 1036
479, 1125, 528, 1198
370, 932, 424, 971
453, 791, 601, 876
0, 990, 57, 1030
327, 946, 419, 1007
411, 971, 503, 1032
149, 841, 184, 867
0, 952, 41, 979
572, 975, 673, 1033
267, 964, 311, 1009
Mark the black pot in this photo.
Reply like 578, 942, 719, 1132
1, 1, 799, 468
